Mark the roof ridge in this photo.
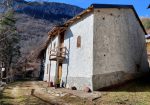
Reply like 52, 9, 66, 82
48, 3, 147, 37
91, 4, 133, 8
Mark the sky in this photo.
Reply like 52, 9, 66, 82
26, 0, 150, 17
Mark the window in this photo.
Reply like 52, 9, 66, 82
77, 36, 81, 48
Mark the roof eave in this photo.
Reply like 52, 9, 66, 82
48, 4, 147, 42
48, 6, 94, 37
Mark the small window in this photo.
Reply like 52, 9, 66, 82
77, 36, 81, 48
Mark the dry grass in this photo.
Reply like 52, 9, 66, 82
61, 93, 87, 105
1, 77, 150, 105
0, 81, 58, 105
95, 76, 150, 105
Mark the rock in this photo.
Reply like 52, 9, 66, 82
55, 93, 60, 96
84, 87, 91, 93
0, 82, 6, 87
0, 86, 5, 92
71, 86, 77, 90
47, 90, 51, 94
70, 95, 77, 98
60, 93, 68, 97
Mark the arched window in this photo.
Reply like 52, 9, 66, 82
77, 36, 81, 48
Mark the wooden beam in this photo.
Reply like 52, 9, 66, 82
76, 16, 81, 19
69, 20, 74, 23
86, 9, 91, 12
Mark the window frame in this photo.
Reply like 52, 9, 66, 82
77, 36, 81, 48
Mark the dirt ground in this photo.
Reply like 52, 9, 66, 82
0, 81, 93, 105
1, 77, 150, 105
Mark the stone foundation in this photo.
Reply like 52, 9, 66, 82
92, 71, 144, 90
62, 77, 92, 90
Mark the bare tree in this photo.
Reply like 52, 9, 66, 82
0, 0, 20, 82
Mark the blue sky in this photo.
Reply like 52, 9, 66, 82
26, 0, 150, 17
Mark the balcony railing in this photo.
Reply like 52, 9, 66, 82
49, 46, 67, 61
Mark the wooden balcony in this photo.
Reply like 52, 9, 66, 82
49, 47, 67, 62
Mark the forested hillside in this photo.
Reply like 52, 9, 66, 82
8, 0, 84, 64
141, 18, 150, 34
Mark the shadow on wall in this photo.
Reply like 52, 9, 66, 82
100, 74, 150, 92
39, 53, 45, 81
63, 29, 73, 87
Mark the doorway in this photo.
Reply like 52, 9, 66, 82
58, 63, 62, 83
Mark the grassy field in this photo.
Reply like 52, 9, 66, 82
0, 81, 72, 105
97, 76, 150, 105
1, 76, 150, 105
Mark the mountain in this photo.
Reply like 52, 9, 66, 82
10, 0, 84, 64
14, 0, 83, 21
141, 18, 150, 34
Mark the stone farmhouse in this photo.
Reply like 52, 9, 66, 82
39, 4, 149, 91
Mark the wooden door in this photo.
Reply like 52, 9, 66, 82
58, 63, 62, 82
